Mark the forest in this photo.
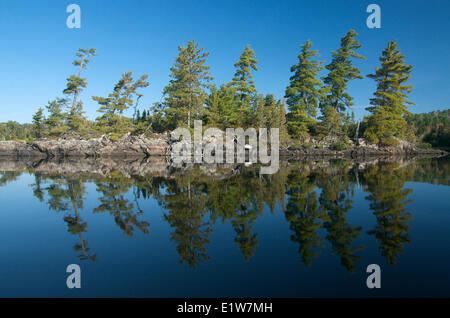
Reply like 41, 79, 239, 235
1, 30, 448, 149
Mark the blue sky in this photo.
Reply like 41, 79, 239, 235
0, 0, 449, 123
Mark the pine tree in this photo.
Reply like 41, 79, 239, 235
163, 40, 213, 130
67, 101, 88, 134
253, 94, 266, 129
285, 40, 325, 139
63, 48, 96, 112
32, 108, 45, 138
364, 41, 414, 145
320, 30, 365, 137
205, 84, 236, 129
230, 44, 258, 127
93, 72, 149, 139
45, 98, 69, 135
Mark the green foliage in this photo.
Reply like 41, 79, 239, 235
93, 71, 149, 137
289, 141, 312, 150
0, 121, 34, 141
406, 109, 450, 148
162, 40, 212, 130
65, 48, 97, 111
364, 41, 414, 144
322, 29, 365, 112
320, 30, 365, 137
18, 38, 444, 151
380, 136, 400, 146
32, 108, 45, 138
417, 142, 432, 149
285, 40, 325, 139
229, 44, 258, 127
205, 84, 237, 129
329, 141, 349, 151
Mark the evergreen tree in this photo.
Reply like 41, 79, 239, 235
93, 72, 149, 138
253, 94, 266, 129
364, 41, 414, 145
45, 98, 69, 135
285, 40, 325, 139
205, 84, 237, 129
32, 108, 45, 138
163, 40, 213, 129
277, 99, 289, 144
64, 48, 97, 111
229, 44, 258, 127
320, 30, 365, 136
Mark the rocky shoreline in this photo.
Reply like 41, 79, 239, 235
0, 134, 447, 160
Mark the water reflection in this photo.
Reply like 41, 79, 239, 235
1, 156, 448, 271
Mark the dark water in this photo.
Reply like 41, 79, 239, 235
0, 156, 449, 297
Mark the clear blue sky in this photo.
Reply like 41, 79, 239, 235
0, 0, 449, 123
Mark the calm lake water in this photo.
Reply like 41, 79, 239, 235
0, 156, 449, 297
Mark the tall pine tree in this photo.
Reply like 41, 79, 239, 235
229, 44, 258, 127
320, 30, 365, 137
364, 41, 414, 145
285, 40, 325, 139
163, 40, 213, 130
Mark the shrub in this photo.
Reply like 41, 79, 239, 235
289, 141, 312, 150
417, 142, 432, 149
329, 141, 348, 151
379, 136, 399, 146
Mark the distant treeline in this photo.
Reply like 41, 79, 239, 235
1, 30, 448, 148
405, 110, 450, 149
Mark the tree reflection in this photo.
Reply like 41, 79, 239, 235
94, 171, 150, 237
285, 169, 326, 266
159, 175, 212, 268
36, 175, 97, 261
13, 156, 434, 270
318, 166, 365, 273
363, 164, 413, 265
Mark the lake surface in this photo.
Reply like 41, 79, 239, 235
0, 156, 449, 297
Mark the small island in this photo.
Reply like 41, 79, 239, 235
1, 32, 449, 161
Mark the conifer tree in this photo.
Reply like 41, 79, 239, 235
277, 99, 289, 144
230, 44, 258, 127
285, 40, 325, 139
163, 40, 212, 129
32, 108, 45, 138
63, 48, 96, 112
93, 72, 149, 138
320, 30, 365, 137
364, 41, 414, 145
253, 94, 266, 129
45, 98, 69, 135
205, 84, 236, 129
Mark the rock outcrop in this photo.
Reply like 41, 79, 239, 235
0, 134, 447, 160
0, 140, 45, 158
0, 133, 170, 159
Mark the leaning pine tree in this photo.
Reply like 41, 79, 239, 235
93, 71, 149, 139
364, 41, 414, 145
63, 48, 97, 131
